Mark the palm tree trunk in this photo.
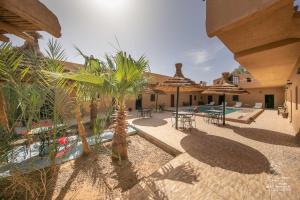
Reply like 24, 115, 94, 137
75, 106, 91, 155
0, 89, 9, 130
112, 104, 128, 161
90, 97, 97, 129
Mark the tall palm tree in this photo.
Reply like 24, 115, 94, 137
45, 51, 149, 160
105, 52, 149, 160
75, 48, 107, 129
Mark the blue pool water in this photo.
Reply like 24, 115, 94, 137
185, 106, 239, 115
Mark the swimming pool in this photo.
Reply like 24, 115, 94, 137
185, 106, 239, 115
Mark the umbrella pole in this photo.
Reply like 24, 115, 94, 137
176, 86, 179, 129
156, 93, 158, 112
223, 94, 226, 125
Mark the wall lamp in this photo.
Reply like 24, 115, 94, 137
286, 80, 293, 88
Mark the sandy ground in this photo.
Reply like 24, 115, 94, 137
46, 135, 173, 200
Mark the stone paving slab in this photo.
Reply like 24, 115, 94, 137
127, 110, 300, 200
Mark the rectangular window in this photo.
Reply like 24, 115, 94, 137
194, 95, 197, 101
232, 95, 239, 102
296, 86, 298, 110
232, 76, 239, 84
150, 94, 156, 102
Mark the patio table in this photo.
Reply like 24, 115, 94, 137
206, 109, 223, 124
172, 111, 195, 129
139, 109, 152, 118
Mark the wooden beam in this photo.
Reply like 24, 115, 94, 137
0, 21, 34, 42
0, 0, 61, 37
0, 34, 9, 42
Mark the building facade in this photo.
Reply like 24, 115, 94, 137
206, 0, 300, 135
213, 70, 285, 108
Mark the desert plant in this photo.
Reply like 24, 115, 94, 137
102, 51, 149, 160
44, 51, 149, 161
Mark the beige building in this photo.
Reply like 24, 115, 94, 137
206, 0, 300, 135
213, 71, 285, 108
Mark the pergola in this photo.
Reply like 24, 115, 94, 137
0, 0, 61, 42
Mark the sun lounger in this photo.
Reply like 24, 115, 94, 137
206, 101, 215, 106
253, 103, 263, 109
234, 102, 242, 108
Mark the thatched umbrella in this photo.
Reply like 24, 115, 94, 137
145, 85, 166, 112
156, 63, 203, 129
202, 72, 249, 125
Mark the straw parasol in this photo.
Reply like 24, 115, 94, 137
156, 63, 203, 129
144, 84, 167, 112
202, 72, 249, 125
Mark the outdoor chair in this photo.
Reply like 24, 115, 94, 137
180, 115, 193, 130
206, 101, 215, 106
253, 103, 263, 109
234, 101, 242, 108
277, 105, 287, 115
171, 112, 176, 127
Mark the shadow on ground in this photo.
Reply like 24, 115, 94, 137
181, 128, 271, 174
112, 161, 138, 192
225, 125, 299, 147
52, 154, 110, 200
132, 118, 168, 127
152, 162, 199, 184
127, 162, 199, 200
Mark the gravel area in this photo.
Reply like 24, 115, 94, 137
47, 134, 174, 200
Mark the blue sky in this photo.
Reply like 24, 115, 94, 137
8, 0, 300, 84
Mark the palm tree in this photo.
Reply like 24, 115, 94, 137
45, 51, 149, 160
75, 48, 107, 129
105, 52, 149, 160
42, 41, 93, 156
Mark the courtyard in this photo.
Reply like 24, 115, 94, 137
127, 110, 300, 199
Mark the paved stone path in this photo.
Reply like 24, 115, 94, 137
127, 110, 300, 200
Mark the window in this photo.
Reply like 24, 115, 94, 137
246, 78, 252, 82
194, 95, 197, 101
150, 94, 156, 102
232, 95, 239, 102
232, 76, 239, 84
296, 86, 298, 110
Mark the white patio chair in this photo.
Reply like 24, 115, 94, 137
206, 101, 215, 106
253, 103, 263, 109
234, 101, 242, 108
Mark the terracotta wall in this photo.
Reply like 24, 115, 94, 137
231, 87, 284, 108
140, 92, 202, 109
198, 87, 284, 108
286, 60, 300, 137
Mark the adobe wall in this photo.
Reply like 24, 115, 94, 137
286, 59, 300, 138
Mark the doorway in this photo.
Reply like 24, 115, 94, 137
135, 95, 142, 110
171, 94, 175, 107
218, 95, 225, 105
208, 96, 213, 104
189, 95, 193, 106
265, 95, 274, 109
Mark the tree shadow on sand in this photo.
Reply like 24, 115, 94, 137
225, 125, 299, 147
52, 153, 111, 200
181, 129, 271, 174
112, 161, 139, 192
126, 162, 200, 200
151, 162, 199, 184
132, 118, 168, 127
